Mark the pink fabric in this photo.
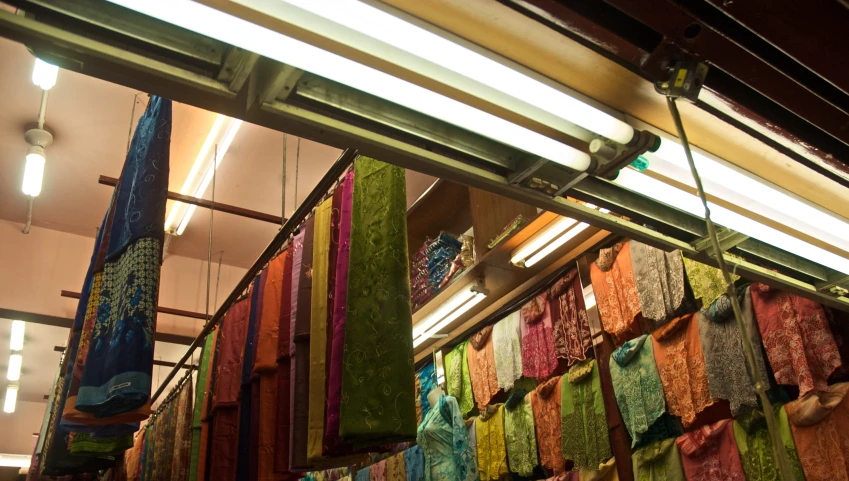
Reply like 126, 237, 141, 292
521, 294, 559, 380
324, 171, 354, 454
676, 419, 745, 481
274, 248, 293, 476
370, 459, 387, 481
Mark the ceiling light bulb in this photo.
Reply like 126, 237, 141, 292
22, 147, 45, 197
9, 321, 24, 351
3, 385, 17, 413
31, 58, 58, 91
6, 355, 21, 382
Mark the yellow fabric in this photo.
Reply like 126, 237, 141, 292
307, 197, 333, 461
580, 457, 619, 481
476, 404, 509, 480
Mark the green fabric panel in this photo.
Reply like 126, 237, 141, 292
188, 334, 214, 481
444, 342, 474, 416
69, 432, 133, 457
339, 157, 416, 445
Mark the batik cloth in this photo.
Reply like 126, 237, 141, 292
733, 406, 805, 481
631, 438, 686, 481
416, 396, 478, 481
188, 332, 215, 481
467, 326, 499, 410
445, 341, 475, 416
417, 364, 438, 421
170, 381, 193, 481
492, 312, 523, 390
590, 241, 643, 344
404, 445, 425, 481
521, 294, 558, 380
504, 394, 538, 477
476, 405, 509, 480
676, 419, 746, 481
784, 382, 849, 481
651, 313, 714, 428
548, 269, 591, 365
561, 360, 612, 470
386, 451, 407, 481
629, 241, 686, 329
530, 377, 565, 475
682, 257, 737, 308
309, 197, 333, 461
750, 283, 843, 396
340, 157, 417, 445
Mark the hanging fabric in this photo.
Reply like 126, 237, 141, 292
560, 359, 612, 470
521, 294, 559, 381
467, 326, 499, 410
404, 445, 425, 481
675, 419, 746, 481
630, 438, 685, 481
189, 330, 216, 481
290, 219, 315, 470
548, 269, 592, 365
682, 257, 738, 308
416, 364, 438, 422
237, 275, 263, 481
308, 197, 333, 461
784, 382, 849, 481
504, 393, 538, 477
444, 341, 474, 416
629, 241, 686, 329
416, 395, 478, 481
530, 376, 565, 475
170, 376, 193, 481
256, 254, 285, 481
492, 311, 523, 391
589, 241, 643, 344
732, 406, 805, 481
476, 404, 509, 480
275, 247, 293, 477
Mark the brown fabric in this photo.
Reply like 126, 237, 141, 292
213, 298, 252, 411
590, 241, 643, 345
258, 373, 277, 481
467, 327, 500, 410
651, 314, 715, 428
255, 254, 285, 374
530, 377, 565, 475
784, 384, 849, 481
521, 295, 547, 325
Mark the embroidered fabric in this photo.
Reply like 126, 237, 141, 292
632, 439, 686, 481
493, 312, 523, 390
785, 382, 849, 481
609, 335, 667, 447
445, 341, 475, 416
404, 445, 425, 481
416, 396, 478, 481
676, 420, 746, 481
169, 382, 193, 481
750, 283, 843, 396
522, 295, 547, 324
504, 395, 538, 477
683, 258, 738, 308
521, 296, 559, 380
386, 452, 406, 481
629, 242, 686, 328
561, 360, 612, 470
476, 404, 509, 480
651, 314, 714, 428
530, 377, 566, 474
732, 406, 806, 481
548, 269, 592, 365
417, 364, 438, 421
467, 326, 499, 409
590, 241, 643, 344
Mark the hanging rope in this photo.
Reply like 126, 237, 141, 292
666, 97, 795, 481
282, 133, 288, 226
294, 137, 301, 209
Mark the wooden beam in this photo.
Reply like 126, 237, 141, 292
153, 359, 197, 370
61, 290, 208, 320
98, 175, 284, 225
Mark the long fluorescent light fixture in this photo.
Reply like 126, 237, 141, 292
412, 279, 489, 348
643, 135, 849, 254
105, 0, 592, 171
0, 454, 30, 468
9, 321, 24, 351
511, 207, 604, 267
164, 115, 242, 235
614, 168, 849, 274
3, 384, 17, 413
6, 355, 21, 382
233, 0, 635, 145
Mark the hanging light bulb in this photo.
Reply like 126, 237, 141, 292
22, 146, 46, 197
31, 58, 58, 91
3, 384, 17, 413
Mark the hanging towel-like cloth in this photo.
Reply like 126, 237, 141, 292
590, 241, 643, 344
504, 394, 538, 477
467, 326, 499, 410
530, 377, 565, 475
255, 253, 286, 374
325, 170, 354, 455
291, 219, 315, 470
212, 298, 251, 411
237, 275, 263, 481
274, 248, 293, 476
629, 241, 686, 329
549, 269, 592, 365
476, 405, 509, 480
170, 381, 193, 481
308, 197, 333, 461
733, 406, 805, 481
76, 96, 171, 417
189, 330, 216, 481
340, 157, 417, 445
493, 312, 523, 390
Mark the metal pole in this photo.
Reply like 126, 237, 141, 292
37, 90, 49, 129
150, 148, 358, 402
666, 97, 794, 481
22, 196, 33, 234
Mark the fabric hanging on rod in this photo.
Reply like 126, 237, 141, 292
629, 241, 686, 329
308, 197, 333, 462
290, 219, 315, 470
325, 170, 354, 455
492, 312, 523, 391
548, 269, 592, 365
520, 294, 558, 381
237, 275, 263, 481
68, 431, 133, 457
76, 96, 171, 418
171, 380, 194, 481
467, 326, 499, 410
257, 370, 278, 481
212, 298, 251, 411
416, 363, 437, 422
444, 341, 474, 417
196, 327, 220, 481
530, 376, 565, 475
732, 405, 805, 481
476, 404, 509, 480
560, 359, 612, 470
188, 332, 215, 481
256, 254, 285, 374
125, 428, 144, 481
589, 241, 643, 345
274, 247, 293, 476
416, 395, 478, 481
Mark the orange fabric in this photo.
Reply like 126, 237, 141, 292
590, 242, 643, 345
255, 254, 286, 374
651, 313, 714, 428
530, 376, 565, 475
63, 400, 152, 425
258, 373, 277, 481
197, 327, 219, 481
125, 429, 144, 481
785, 382, 849, 481
467, 327, 499, 409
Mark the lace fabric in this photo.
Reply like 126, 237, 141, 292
632, 439, 686, 481
629, 242, 686, 328
676, 420, 746, 481
609, 335, 667, 447
521, 296, 559, 380
590, 241, 643, 344
416, 396, 478, 481
504, 395, 538, 477
683, 258, 738, 308
785, 382, 849, 481
531, 377, 566, 474
445, 341, 475, 416
493, 312, 523, 390
467, 326, 499, 409
548, 270, 592, 365
476, 404, 509, 480
561, 360, 612, 470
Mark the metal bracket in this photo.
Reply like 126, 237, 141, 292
693, 227, 749, 258
655, 60, 709, 102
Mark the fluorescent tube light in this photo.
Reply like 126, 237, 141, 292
6, 355, 21, 382
511, 217, 578, 266
9, 321, 24, 351
645, 136, 849, 253
235, 0, 635, 144
0, 454, 30, 468
3, 385, 17, 413
105, 0, 592, 171
525, 222, 591, 267
164, 115, 243, 234
22, 147, 45, 197
614, 168, 849, 274
582, 285, 597, 310
413, 280, 488, 348
31, 58, 58, 91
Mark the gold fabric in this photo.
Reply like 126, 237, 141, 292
476, 404, 509, 480
308, 197, 333, 461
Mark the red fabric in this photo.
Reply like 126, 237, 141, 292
256, 255, 285, 374
548, 270, 591, 365
676, 419, 745, 481
212, 298, 251, 411
521, 295, 559, 380
209, 408, 240, 481
274, 358, 292, 476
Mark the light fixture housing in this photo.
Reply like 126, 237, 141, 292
22, 146, 45, 197
164, 115, 243, 234
0, 454, 31, 468
9, 321, 24, 351
105, 0, 592, 171
3, 384, 17, 413
6, 355, 21, 382
412, 279, 489, 348
31, 58, 58, 90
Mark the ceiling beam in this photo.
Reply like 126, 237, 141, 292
60, 290, 209, 321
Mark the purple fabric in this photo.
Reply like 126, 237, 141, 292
324, 171, 355, 454
290, 218, 315, 472
288, 232, 304, 470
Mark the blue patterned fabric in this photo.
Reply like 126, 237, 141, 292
418, 363, 438, 421
354, 466, 370, 481
237, 275, 262, 481
416, 396, 478, 481
404, 445, 425, 481
76, 96, 171, 417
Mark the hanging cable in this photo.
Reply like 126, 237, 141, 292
666, 96, 794, 481
282, 133, 288, 226
294, 137, 300, 209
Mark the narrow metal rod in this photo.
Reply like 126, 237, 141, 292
61, 290, 209, 320
282, 133, 287, 226
22, 196, 33, 234
667, 97, 794, 481
150, 148, 358, 402
37, 90, 49, 129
